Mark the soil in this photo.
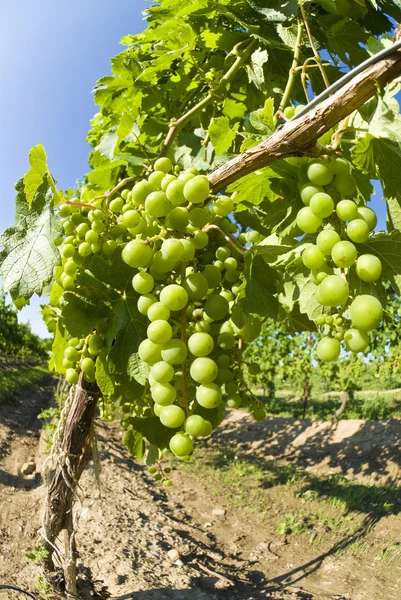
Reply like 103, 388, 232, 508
0, 384, 400, 600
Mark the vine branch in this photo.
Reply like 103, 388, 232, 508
208, 43, 401, 192
299, 0, 330, 88
277, 19, 304, 117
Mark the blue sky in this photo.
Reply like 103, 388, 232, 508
0, 3, 389, 337
0, 1, 145, 336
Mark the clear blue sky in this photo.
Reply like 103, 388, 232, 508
0, 1, 144, 336
0, 3, 389, 337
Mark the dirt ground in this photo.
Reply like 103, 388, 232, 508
0, 384, 400, 600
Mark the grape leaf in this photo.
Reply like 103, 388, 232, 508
61, 293, 111, 337
95, 349, 115, 396
208, 116, 236, 155
228, 167, 277, 209
354, 231, 401, 293
23, 144, 49, 208
296, 276, 324, 322
238, 253, 279, 319
0, 178, 62, 308
122, 429, 145, 460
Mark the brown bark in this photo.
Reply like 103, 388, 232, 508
209, 45, 401, 192
41, 374, 100, 595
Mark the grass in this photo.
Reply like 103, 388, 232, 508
0, 365, 51, 404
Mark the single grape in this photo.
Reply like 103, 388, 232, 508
153, 403, 163, 417
66, 368, 79, 385
299, 183, 324, 206
356, 254, 382, 283
317, 275, 349, 307
203, 265, 222, 288
309, 192, 334, 219
148, 171, 166, 190
344, 328, 370, 353
85, 230, 99, 245
183, 273, 209, 300
212, 196, 234, 217
160, 284, 188, 311
311, 263, 334, 285
217, 332, 236, 350
334, 173, 357, 196
191, 230, 209, 249
190, 357, 218, 383
316, 337, 341, 362
62, 244, 75, 259
88, 334, 104, 354
202, 420, 213, 436
331, 157, 350, 176
122, 240, 153, 268
185, 415, 208, 437
62, 358, 74, 369
284, 105, 295, 119
216, 247, 231, 261
138, 339, 163, 365
161, 339, 188, 365
132, 271, 154, 294
152, 382, 176, 406
137, 293, 157, 315
81, 357, 95, 374
183, 175, 210, 204
152, 251, 175, 274
64, 346, 80, 362
204, 295, 229, 321
227, 394, 242, 408
296, 207, 323, 234
169, 433, 193, 457
225, 269, 239, 283
357, 206, 377, 231
166, 179, 186, 206
302, 245, 325, 270
225, 380, 238, 394
102, 240, 117, 257
150, 361, 175, 383
248, 363, 261, 375
189, 207, 210, 228
217, 354, 231, 369
160, 405, 186, 428
154, 157, 173, 173
253, 407, 266, 421
145, 191, 171, 218
122, 210, 140, 228
180, 238, 196, 261
196, 383, 222, 408
214, 368, 233, 385
76, 222, 90, 238
307, 160, 334, 186
91, 220, 106, 233
347, 219, 370, 243
147, 320, 173, 345
188, 332, 214, 357
331, 241, 357, 268
316, 230, 341, 255
349, 295, 383, 331
148, 302, 171, 322
161, 174, 176, 191
109, 197, 124, 213
62, 275, 75, 290
132, 180, 154, 205
335, 199, 357, 222
224, 257, 237, 270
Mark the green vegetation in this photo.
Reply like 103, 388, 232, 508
0, 365, 51, 404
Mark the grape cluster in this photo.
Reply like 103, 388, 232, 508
296, 156, 383, 362
56, 157, 265, 461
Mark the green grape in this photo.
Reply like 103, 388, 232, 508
66, 368, 79, 385
169, 433, 193, 457
356, 254, 382, 283
132, 180, 154, 205
248, 363, 261, 375
122, 210, 140, 228
317, 275, 349, 307
357, 206, 377, 231
284, 105, 295, 119
62, 275, 75, 290
179, 238, 195, 261
344, 328, 370, 353
64, 346, 80, 362
160, 239, 183, 263
183, 273, 209, 300
161, 339, 188, 365
302, 245, 325, 270
91, 220, 106, 233
309, 192, 334, 219
62, 358, 74, 369
63, 221, 75, 235
217, 332, 236, 350
185, 415, 208, 437
316, 230, 341, 255
183, 175, 210, 204
152, 382, 176, 406
145, 191, 171, 218
85, 230, 99, 245
189, 208, 209, 228
331, 241, 357, 268
253, 407, 266, 421
76, 223, 90, 238
81, 357, 95, 374
204, 295, 229, 321
188, 332, 214, 357
202, 420, 213, 436
307, 160, 334, 186
225, 380, 238, 394
88, 209, 104, 222
212, 196, 233, 217
59, 204, 72, 217
216, 247, 231, 261
148, 171, 166, 190
334, 173, 356, 196
147, 320, 173, 345
138, 339, 163, 365
346, 219, 369, 243
224, 257, 237, 270
62, 244, 75, 259
225, 269, 239, 283
217, 354, 231, 368
148, 302, 171, 322
203, 265, 222, 288
161, 174, 176, 191
311, 263, 334, 285
153, 251, 175, 273
150, 361, 174, 383
102, 240, 117, 257
196, 383, 222, 408
214, 260, 224, 271
178, 171, 195, 183
110, 197, 124, 213
299, 183, 324, 206
153, 402, 163, 417
88, 333, 104, 352
191, 230, 209, 249
77, 242, 91, 257
316, 337, 341, 362
132, 271, 154, 294
163, 479, 173, 487
331, 157, 350, 175
160, 405, 186, 428
190, 357, 218, 384
122, 240, 153, 268
349, 295, 383, 331
92, 242, 102, 254
154, 157, 173, 173
335, 200, 357, 222
160, 284, 188, 311
227, 394, 242, 408
166, 179, 186, 206
137, 293, 157, 315
121, 189, 130, 200
167, 207, 189, 229
215, 368, 233, 385
195, 321, 210, 333
220, 290, 234, 303
296, 207, 322, 234
294, 104, 305, 115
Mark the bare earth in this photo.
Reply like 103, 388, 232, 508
0, 385, 400, 600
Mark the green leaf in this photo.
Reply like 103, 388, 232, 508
96, 129, 119, 160
122, 429, 145, 460
256, 234, 296, 266
238, 253, 279, 319
228, 167, 276, 209
246, 0, 298, 21
208, 116, 236, 155
354, 231, 401, 293
95, 349, 115, 396
23, 145, 48, 208
128, 416, 174, 450
296, 276, 324, 323
246, 48, 268, 89
61, 292, 111, 338
249, 98, 275, 134
50, 324, 68, 374
0, 178, 62, 307
222, 98, 247, 120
